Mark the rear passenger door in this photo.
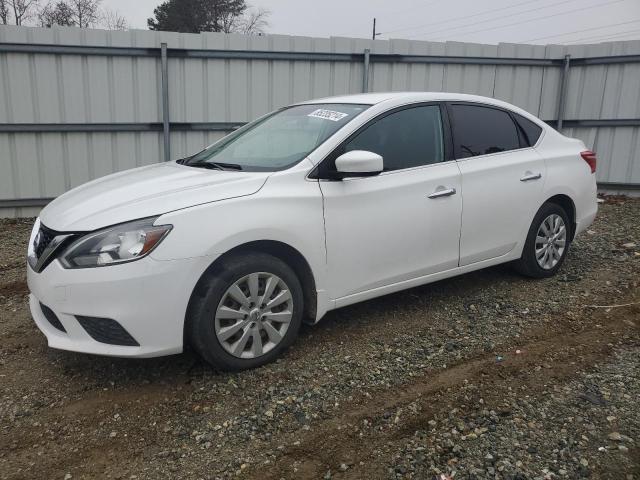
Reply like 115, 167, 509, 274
448, 103, 546, 266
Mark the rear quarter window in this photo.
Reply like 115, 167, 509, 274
513, 113, 543, 146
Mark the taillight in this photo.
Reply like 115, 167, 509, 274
581, 150, 596, 174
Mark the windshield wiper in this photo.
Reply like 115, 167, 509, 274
190, 162, 243, 171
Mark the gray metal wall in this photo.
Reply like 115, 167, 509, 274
1, 26, 639, 217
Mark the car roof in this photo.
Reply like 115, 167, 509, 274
296, 91, 542, 123
298, 92, 517, 109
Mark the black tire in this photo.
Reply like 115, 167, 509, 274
514, 202, 571, 278
187, 252, 303, 371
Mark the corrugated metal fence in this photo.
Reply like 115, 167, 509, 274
1, 26, 639, 217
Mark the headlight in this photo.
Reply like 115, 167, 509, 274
27, 217, 42, 270
60, 217, 172, 269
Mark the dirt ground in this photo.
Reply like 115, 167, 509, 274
1, 197, 639, 480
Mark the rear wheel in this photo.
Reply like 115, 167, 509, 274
187, 252, 303, 371
515, 202, 571, 278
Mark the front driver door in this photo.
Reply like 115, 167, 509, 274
316, 104, 462, 304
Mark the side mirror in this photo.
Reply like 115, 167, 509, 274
334, 150, 383, 178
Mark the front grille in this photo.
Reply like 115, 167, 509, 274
34, 224, 59, 259
30, 223, 77, 273
76, 316, 140, 347
39, 302, 66, 333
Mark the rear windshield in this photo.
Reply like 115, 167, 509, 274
186, 104, 370, 171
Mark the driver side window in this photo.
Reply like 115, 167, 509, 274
342, 105, 445, 171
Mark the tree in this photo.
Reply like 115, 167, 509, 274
66, 0, 100, 28
38, 0, 126, 29
237, 6, 269, 35
0, 0, 10, 24
101, 8, 127, 30
9, 0, 40, 25
218, 5, 268, 34
148, 0, 249, 34
38, 0, 74, 27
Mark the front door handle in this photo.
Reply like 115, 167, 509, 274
520, 172, 542, 182
428, 187, 456, 199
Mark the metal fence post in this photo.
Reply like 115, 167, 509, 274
556, 54, 571, 131
362, 49, 370, 93
161, 43, 171, 162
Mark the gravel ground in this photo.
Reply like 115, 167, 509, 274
0, 197, 639, 480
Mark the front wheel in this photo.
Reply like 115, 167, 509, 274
515, 202, 571, 278
187, 252, 303, 371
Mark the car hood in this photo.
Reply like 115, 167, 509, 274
40, 162, 270, 231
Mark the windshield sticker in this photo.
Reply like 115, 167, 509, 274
307, 109, 349, 122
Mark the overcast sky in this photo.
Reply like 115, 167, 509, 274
104, 0, 640, 45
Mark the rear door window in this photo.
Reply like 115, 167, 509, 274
449, 104, 520, 159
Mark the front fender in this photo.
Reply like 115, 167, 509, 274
150, 170, 328, 316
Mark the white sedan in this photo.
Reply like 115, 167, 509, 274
27, 92, 598, 370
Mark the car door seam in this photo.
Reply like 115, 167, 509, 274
455, 160, 464, 268
317, 180, 329, 269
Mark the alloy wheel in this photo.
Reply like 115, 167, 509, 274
214, 272, 293, 359
535, 213, 567, 270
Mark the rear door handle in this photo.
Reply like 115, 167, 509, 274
520, 172, 542, 182
428, 187, 456, 199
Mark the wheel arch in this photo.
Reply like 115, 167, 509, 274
186, 240, 318, 336
544, 194, 577, 240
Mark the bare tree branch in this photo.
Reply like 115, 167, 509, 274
11, 0, 40, 25
100, 8, 127, 30
38, 0, 126, 29
0, 0, 11, 24
219, 10, 239, 33
237, 6, 269, 35
38, 0, 74, 27
66, 0, 100, 28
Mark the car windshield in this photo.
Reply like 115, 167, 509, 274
185, 103, 370, 171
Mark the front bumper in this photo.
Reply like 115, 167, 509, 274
27, 255, 212, 358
